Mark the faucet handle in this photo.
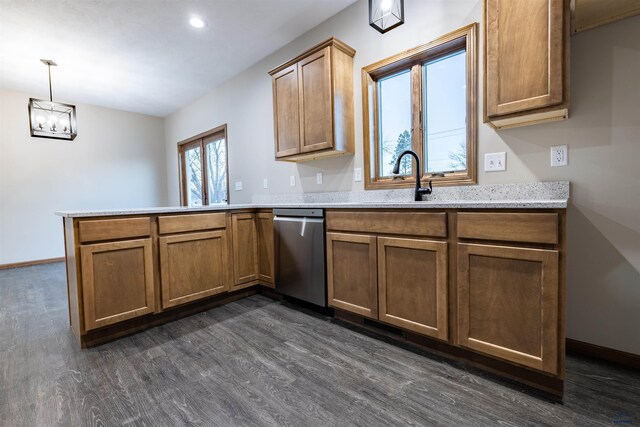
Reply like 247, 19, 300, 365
417, 179, 433, 197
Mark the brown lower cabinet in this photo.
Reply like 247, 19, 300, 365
231, 213, 259, 287
256, 212, 275, 286
80, 238, 155, 331
326, 211, 450, 341
326, 231, 448, 340
457, 243, 559, 374
378, 237, 448, 340
67, 210, 274, 347
65, 207, 565, 396
326, 209, 565, 395
158, 213, 230, 309
326, 232, 378, 318
159, 230, 229, 309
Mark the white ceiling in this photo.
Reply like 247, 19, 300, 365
0, 0, 357, 117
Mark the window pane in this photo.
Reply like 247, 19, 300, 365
424, 50, 467, 173
378, 70, 412, 177
185, 146, 202, 207
205, 138, 227, 204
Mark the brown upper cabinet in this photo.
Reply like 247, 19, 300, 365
484, 0, 570, 129
269, 38, 355, 162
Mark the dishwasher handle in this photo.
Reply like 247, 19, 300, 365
274, 215, 324, 237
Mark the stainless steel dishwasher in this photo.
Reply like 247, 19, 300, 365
273, 208, 326, 307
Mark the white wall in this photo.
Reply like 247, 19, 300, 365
164, 0, 484, 204
0, 89, 167, 264
164, 0, 640, 354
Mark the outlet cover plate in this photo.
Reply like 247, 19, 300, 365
316, 172, 323, 185
551, 145, 568, 167
354, 167, 362, 182
289, 176, 296, 187
484, 152, 506, 172
235, 181, 243, 191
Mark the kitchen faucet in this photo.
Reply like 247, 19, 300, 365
392, 150, 433, 201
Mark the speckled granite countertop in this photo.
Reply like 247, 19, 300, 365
55, 181, 569, 218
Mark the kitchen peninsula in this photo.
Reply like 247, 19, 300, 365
57, 181, 569, 398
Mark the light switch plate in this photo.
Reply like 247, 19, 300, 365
354, 167, 362, 182
316, 172, 323, 185
289, 176, 296, 187
235, 181, 243, 191
551, 145, 568, 167
484, 152, 506, 172
263, 178, 268, 189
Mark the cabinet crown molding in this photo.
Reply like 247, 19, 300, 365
268, 37, 356, 76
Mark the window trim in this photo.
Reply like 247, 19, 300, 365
177, 124, 229, 206
362, 23, 478, 190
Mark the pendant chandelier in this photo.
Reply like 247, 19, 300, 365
28, 59, 77, 141
369, 0, 404, 34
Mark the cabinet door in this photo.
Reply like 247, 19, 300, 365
457, 243, 559, 374
298, 47, 333, 153
80, 238, 155, 331
327, 232, 377, 318
232, 213, 259, 286
378, 237, 448, 340
272, 64, 301, 158
485, 0, 564, 116
257, 212, 275, 286
159, 230, 228, 309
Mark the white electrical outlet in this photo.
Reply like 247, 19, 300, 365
551, 145, 568, 167
316, 172, 323, 185
354, 167, 362, 182
289, 175, 296, 187
235, 181, 243, 191
484, 152, 506, 172
263, 178, 268, 189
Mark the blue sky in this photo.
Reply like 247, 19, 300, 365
378, 50, 466, 176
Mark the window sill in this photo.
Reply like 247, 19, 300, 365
364, 174, 477, 190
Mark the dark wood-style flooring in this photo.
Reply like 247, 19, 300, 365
1, 263, 639, 426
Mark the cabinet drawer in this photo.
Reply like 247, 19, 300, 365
79, 217, 151, 243
326, 211, 447, 238
158, 213, 226, 234
457, 212, 558, 244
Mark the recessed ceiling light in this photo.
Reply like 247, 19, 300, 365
189, 17, 205, 28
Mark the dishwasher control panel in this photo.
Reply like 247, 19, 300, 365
273, 208, 324, 218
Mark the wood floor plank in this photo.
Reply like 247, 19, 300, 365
1, 262, 639, 426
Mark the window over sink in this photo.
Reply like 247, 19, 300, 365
178, 124, 229, 206
362, 23, 478, 189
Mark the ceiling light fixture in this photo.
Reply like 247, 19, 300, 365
28, 59, 77, 141
189, 17, 205, 28
369, 0, 404, 34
